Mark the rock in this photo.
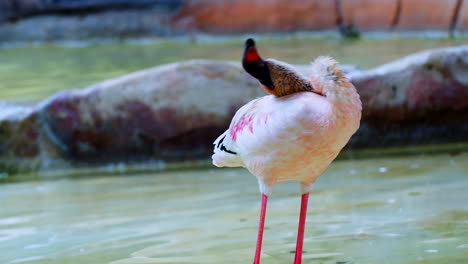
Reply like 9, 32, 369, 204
340, 0, 398, 30
348, 46, 468, 147
0, 102, 67, 173
0, 0, 182, 42
396, 0, 459, 30
0, 103, 39, 170
1, 60, 262, 173
1, 47, 467, 174
0, 0, 182, 21
39, 60, 262, 161
0, 9, 176, 43
352, 46, 468, 121
172, 0, 337, 33
457, 0, 468, 31
1, 0, 468, 42
0, 2, 15, 22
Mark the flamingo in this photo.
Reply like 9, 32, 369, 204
212, 38, 362, 264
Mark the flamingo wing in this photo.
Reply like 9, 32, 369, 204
212, 129, 244, 168
212, 97, 264, 168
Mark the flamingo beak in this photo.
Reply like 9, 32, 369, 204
242, 38, 275, 91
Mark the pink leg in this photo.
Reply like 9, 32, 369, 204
294, 192, 310, 264
253, 194, 268, 264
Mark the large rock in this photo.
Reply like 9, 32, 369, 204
0, 102, 67, 174
341, 0, 399, 30
458, 0, 468, 31
0, 0, 181, 21
348, 46, 468, 147
0, 60, 263, 173
2, 0, 468, 42
39, 61, 261, 160
0, 0, 182, 42
172, 0, 337, 33
0, 9, 177, 42
0, 46, 467, 174
396, 0, 460, 30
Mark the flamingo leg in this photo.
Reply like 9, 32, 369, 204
253, 194, 268, 264
293, 192, 310, 264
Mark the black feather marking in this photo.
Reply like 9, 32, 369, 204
216, 135, 237, 154
220, 145, 237, 155
217, 135, 225, 148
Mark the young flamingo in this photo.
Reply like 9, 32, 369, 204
212, 38, 362, 264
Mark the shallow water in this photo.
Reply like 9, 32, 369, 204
1, 153, 467, 264
0, 36, 466, 102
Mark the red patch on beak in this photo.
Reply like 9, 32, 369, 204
245, 47, 261, 62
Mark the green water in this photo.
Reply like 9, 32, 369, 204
0, 36, 466, 102
1, 153, 467, 264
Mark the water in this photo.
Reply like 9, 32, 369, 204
1, 152, 466, 264
0, 36, 466, 102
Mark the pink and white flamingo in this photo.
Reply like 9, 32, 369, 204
212, 38, 362, 264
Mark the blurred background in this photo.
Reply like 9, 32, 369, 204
0, 1, 467, 264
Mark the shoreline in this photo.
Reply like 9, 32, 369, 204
2, 142, 466, 183
1, 31, 468, 49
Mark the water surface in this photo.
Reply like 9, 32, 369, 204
1, 153, 467, 264
0, 36, 466, 102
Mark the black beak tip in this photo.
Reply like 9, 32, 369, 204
245, 38, 255, 48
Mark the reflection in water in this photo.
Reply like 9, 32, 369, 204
0, 153, 467, 264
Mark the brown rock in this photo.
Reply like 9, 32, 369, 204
172, 0, 338, 33
0, 103, 39, 158
397, 0, 459, 30
0, 102, 66, 174
348, 46, 468, 147
40, 60, 263, 160
457, 0, 468, 30
0, 0, 181, 21
351, 46, 468, 120
341, 0, 399, 30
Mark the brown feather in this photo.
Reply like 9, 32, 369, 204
265, 59, 315, 97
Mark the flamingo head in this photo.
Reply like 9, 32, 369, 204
242, 38, 317, 97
